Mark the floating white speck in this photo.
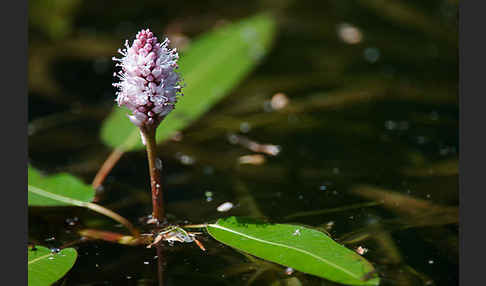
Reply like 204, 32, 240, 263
355, 246, 368, 255
217, 202, 234, 212
293, 229, 301, 236
337, 23, 363, 45
325, 221, 335, 230
271, 93, 289, 110
238, 154, 266, 165
285, 267, 294, 275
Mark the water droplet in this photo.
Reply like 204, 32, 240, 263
205, 191, 213, 202
144, 261, 150, 265
176, 152, 195, 165
180, 155, 195, 165
319, 185, 327, 191
155, 158, 163, 170
428, 260, 434, 264
50, 248, 60, 253
292, 229, 301, 236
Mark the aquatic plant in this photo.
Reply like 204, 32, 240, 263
113, 29, 183, 222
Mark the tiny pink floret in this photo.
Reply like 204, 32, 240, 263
113, 29, 182, 128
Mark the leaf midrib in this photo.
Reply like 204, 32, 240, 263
28, 184, 88, 207
28, 253, 53, 265
208, 224, 360, 280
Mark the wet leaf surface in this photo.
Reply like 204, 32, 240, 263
207, 217, 380, 286
28, 245, 77, 286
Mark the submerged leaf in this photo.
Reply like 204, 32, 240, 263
101, 13, 276, 151
79, 229, 144, 245
28, 245, 77, 286
207, 217, 380, 286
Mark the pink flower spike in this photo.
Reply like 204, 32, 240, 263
113, 29, 182, 129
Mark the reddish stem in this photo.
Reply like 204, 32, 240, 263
141, 127, 165, 222
92, 147, 125, 192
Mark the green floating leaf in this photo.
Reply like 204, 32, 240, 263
28, 165, 94, 207
207, 217, 380, 286
28, 166, 138, 235
101, 13, 277, 151
28, 246, 77, 286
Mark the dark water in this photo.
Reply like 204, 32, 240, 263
28, 0, 458, 285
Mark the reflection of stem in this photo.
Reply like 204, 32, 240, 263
233, 178, 265, 218
141, 127, 165, 222
157, 246, 165, 286
91, 147, 125, 191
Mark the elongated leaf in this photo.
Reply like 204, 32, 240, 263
207, 217, 380, 286
101, 13, 276, 151
28, 166, 94, 206
28, 246, 77, 286
28, 166, 138, 235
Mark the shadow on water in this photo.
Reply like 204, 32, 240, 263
29, 0, 457, 285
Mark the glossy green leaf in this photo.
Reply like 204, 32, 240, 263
101, 13, 276, 151
207, 217, 380, 286
28, 246, 77, 286
28, 166, 95, 206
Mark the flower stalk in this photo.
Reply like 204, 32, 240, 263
141, 126, 165, 222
